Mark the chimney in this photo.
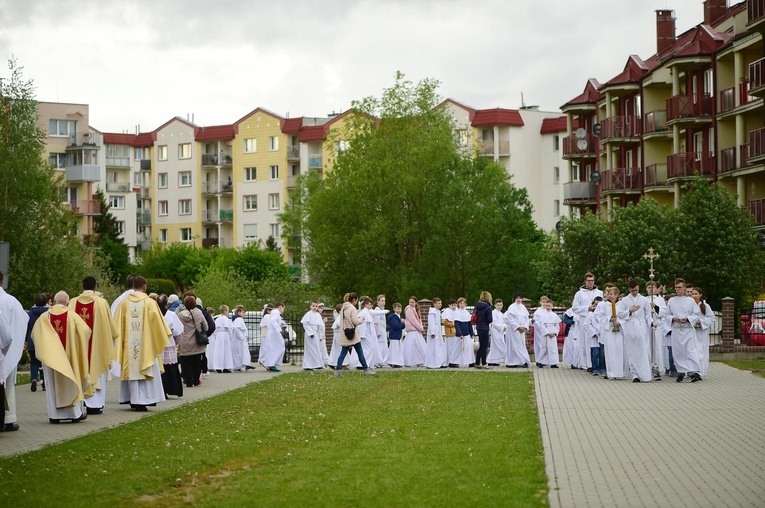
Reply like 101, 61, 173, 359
656, 10, 676, 55
704, 0, 728, 26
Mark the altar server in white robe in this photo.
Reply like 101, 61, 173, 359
691, 287, 715, 378
504, 292, 531, 368
595, 285, 629, 379
329, 304, 352, 368
210, 305, 234, 372
425, 298, 447, 368
263, 303, 287, 372
357, 297, 379, 369
487, 299, 507, 366
0, 271, 30, 430
571, 273, 603, 370
584, 297, 604, 376
442, 300, 460, 367
372, 296, 389, 368
533, 298, 561, 368
646, 281, 666, 377
257, 305, 272, 367
616, 280, 653, 382
301, 301, 325, 370
317, 303, 330, 366
561, 308, 577, 367
661, 279, 702, 382
231, 305, 251, 371
403, 297, 426, 367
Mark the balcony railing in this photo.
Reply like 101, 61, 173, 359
308, 154, 323, 168
202, 210, 217, 223
220, 180, 233, 193
66, 132, 102, 148
748, 0, 765, 26
105, 156, 131, 168
202, 181, 219, 194
667, 152, 714, 178
478, 140, 510, 155
644, 163, 668, 187
202, 154, 219, 166
66, 165, 101, 183
139, 187, 151, 199
720, 87, 735, 114
749, 127, 765, 159
562, 134, 597, 158
644, 110, 667, 134
750, 197, 765, 225
563, 181, 597, 202
202, 237, 219, 248
600, 116, 641, 140
666, 93, 713, 121
105, 182, 130, 193
138, 211, 151, 226
720, 147, 737, 174
287, 175, 299, 188
750, 58, 765, 96
219, 209, 233, 222
287, 146, 300, 160
741, 144, 750, 167
69, 199, 100, 216
140, 159, 151, 171
601, 168, 641, 192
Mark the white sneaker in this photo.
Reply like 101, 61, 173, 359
203, 373, 210, 378
334, 370, 343, 378
364, 369, 377, 376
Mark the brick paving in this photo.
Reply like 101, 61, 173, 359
536, 362, 765, 508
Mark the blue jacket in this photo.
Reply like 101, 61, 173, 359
387, 312, 406, 340
26, 306, 48, 350
473, 300, 493, 331
454, 319, 473, 337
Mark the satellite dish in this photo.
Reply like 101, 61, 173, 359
575, 128, 587, 139
555, 220, 562, 232
577, 139, 588, 151
590, 170, 601, 183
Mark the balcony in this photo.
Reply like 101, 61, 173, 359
69, 200, 100, 216
562, 134, 597, 159
478, 140, 510, 156
750, 58, 765, 97
666, 93, 713, 125
202, 237, 219, 248
563, 181, 597, 203
644, 163, 668, 188
287, 145, 300, 160
66, 165, 101, 183
202, 210, 217, 223
749, 127, 765, 161
201, 154, 219, 166
219, 209, 233, 222
140, 159, 151, 171
747, 0, 765, 31
138, 234, 152, 251
287, 174, 299, 188
105, 156, 131, 169
750, 198, 765, 225
220, 180, 233, 193
201, 181, 219, 195
643, 111, 668, 136
719, 87, 735, 114
137, 211, 151, 226
601, 168, 641, 193
66, 132, 102, 149
105, 182, 130, 193
600, 116, 641, 144
308, 154, 323, 169
720, 147, 737, 174
139, 187, 151, 199
667, 152, 713, 179
739, 78, 761, 107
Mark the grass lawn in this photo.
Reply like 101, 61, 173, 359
0, 371, 547, 507
720, 359, 765, 378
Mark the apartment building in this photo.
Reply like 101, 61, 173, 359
442, 99, 567, 232
561, 0, 765, 228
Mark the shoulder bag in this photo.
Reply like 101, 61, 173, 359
191, 310, 209, 345
342, 306, 356, 340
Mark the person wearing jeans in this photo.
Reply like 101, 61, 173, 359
335, 293, 375, 377
473, 291, 494, 369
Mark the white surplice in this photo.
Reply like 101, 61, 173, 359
533, 308, 560, 366
617, 294, 653, 382
425, 308, 447, 368
504, 303, 531, 367
486, 309, 506, 364
571, 286, 603, 369
210, 315, 234, 371
301, 310, 325, 369
694, 302, 715, 378
661, 296, 702, 374
595, 300, 628, 379
231, 316, 250, 369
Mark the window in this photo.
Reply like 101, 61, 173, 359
109, 196, 125, 209
179, 171, 192, 187
134, 148, 143, 161
115, 221, 125, 235
160, 229, 168, 243
243, 223, 258, 241
158, 145, 168, 161
49, 153, 67, 169
270, 223, 280, 238
710, 127, 715, 158
244, 195, 258, 211
134, 172, 143, 186
179, 199, 191, 215
158, 173, 168, 188
704, 68, 713, 96
268, 193, 280, 210
571, 164, 581, 182
334, 140, 349, 153
270, 165, 279, 180
49, 119, 76, 137
106, 171, 118, 183
455, 130, 468, 147
291, 164, 300, 177
693, 131, 704, 161
553, 166, 560, 184
180, 228, 192, 242
244, 167, 257, 181
244, 138, 256, 153
269, 136, 279, 151
625, 150, 633, 174
553, 135, 560, 151
158, 200, 168, 216
178, 143, 191, 159
554, 200, 560, 217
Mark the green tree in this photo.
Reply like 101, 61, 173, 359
192, 268, 260, 311
91, 188, 130, 284
0, 58, 90, 304
264, 235, 281, 254
134, 242, 212, 290
281, 72, 543, 302
212, 242, 290, 284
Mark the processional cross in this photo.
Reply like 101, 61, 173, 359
642, 247, 660, 280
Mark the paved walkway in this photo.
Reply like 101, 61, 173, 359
536, 362, 765, 508
3, 362, 764, 508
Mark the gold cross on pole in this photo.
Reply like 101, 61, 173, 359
642, 247, 660, 277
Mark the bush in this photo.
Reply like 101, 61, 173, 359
147, 278, 177, 296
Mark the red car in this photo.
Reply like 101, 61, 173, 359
740, 300, 765, 346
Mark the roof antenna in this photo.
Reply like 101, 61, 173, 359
521, 92, 525, 109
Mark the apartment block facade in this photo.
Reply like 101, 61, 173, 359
561, 0, 765, 229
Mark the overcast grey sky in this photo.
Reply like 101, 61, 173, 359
0, 0, 713, 133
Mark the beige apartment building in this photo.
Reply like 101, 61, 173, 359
561, 0, 765, 230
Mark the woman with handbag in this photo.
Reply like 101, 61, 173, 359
335, 293, 376, 377
177, 295, 209, 387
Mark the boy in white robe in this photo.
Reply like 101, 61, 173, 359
661, 279, 702, 382
595, 285, 629, 379
442, 299, 460, 368
257, 305, 272, 368
425, 298, 447, 369
487, 299, 506, 366
231, 305, 252, 371
263, 303, 287, 372
357, 297, 379, 369
301, 301, 325, 370
372, 296, 389, 368
617, 280, 653, 382
571, 273, 603, 371
690, 288, 715, 379
504, 292, 531, 368
317, 303, 330, 366
533, 299, 561, 368
584, 297, 604, 376
645, 281, 666, 379
211, 306, 234, 372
